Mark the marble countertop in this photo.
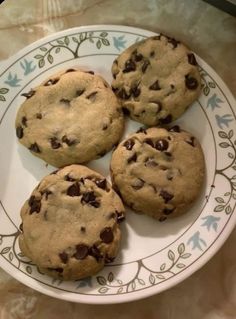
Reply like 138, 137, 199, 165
0, 0, 236, 318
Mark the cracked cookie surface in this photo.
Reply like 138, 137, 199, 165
19, 165, 125, 280
15, 69, 124, 167
110, 126, 205, 220
111, 34, 201, 126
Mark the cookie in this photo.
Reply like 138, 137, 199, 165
111, 34, 201, 126
110, 126, 205, 220
19, 165, 125, 280
15, 69, 124, 167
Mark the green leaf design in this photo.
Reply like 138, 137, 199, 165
228, 152, 234, 159
97, 276, 107, 286
47, 54, 53, 64
181, 253, 191, 259
203, 86, 210, 96
26, 266, 32, 274
64, 36, 69, 46
224, 192, 231, 196
0, 88, 9, 94
98, 286, 109, 294
160, 263, 166, 271
89, 37, 94, 43
214, 205, 224, 212
178, 243, 185, 255
72, 37, 79, 43
176, 263, 186, 269
101, 38, 110, 46
168, 250, 175, 261
208, 81, 216, 88
38, 59, 45, 68
108, 272, 114, 282
149, 273, 155, 285
56, 39, 64, 45
117, 279, 123, 284
40, 47, 47, 52
79, 33, 85, 41
131, 281, 136, 291
225, 205, 232, 214
233, 193, 236, 200
156, 274, 165, 280
0, 95, 6, 101
117, 287, 123, 294
232, 166, 236, 170
218, 131, 228, 138
34, 54, 44, 59
219, 142, 230, 148
228, 130, 234, 139
55, 47, 61, 54
232, 175, 236, 180
8, 252, 13, 261
0, 236, 2, 245
17, 252, 25, 257
96, 39, 102, 49
1, 247, 10, 254
215, 197, 225, 203
100, 32, 108, 37
138, 278, 145, 285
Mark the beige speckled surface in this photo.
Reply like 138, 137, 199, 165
0, 0, 236, 318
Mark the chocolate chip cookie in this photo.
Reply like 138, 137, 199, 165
110, 126, 205, 220
19, 165, 125, 280
111, 34, 201, 126
15, 69, 124, 167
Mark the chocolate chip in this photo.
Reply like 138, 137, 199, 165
145, 157, 158, 167
65, 68, 76, 73
169, 125, 180, 132
150, 51, 155, 57
28, 196, 41, 214
22, 116, 27, 127
186, 136, 195, 147
163, 207, 175, 215
21, 89, 35, 99
105, 255, 115, 263
62, 135, 76, 146
76, 89, 85, 96
16, 126, 24, 139
85, 70, 94, 75
64, 174, 76, 182
60, 98, 70, 105
136, 127, 147, 134
67, 182, 80, 197
142, 60, 150, 73
87, 91, 97, 101
42, 190, 52, 200
155, 139, 169, 151
80, 226, 86, 232
144, 138, 154, 148
133, 51, 143, 62
127, 153, 137, 163
152, 35, 161, 40
50, 137, 61, 149
44, 78, 59, 86
100, 227, 114, 243
123, 139, 135, 151
95, 178, 107, 190
159, 190, 173, 203
59, 252, 68, 263
187, 53, 197, 66
74, 244, 89, 260
185, 74, 198, 90
116, 211, 125, 223
19, 223, 23, 232
149, 80, 161, 90
167, 36, 180, 48
164, 151, 172, 157
122, 107, 130, 115
102, 124, 108, 130
48, 267, 63, 273
123, 59, 136, 73
36, 113, 42, 119
89, 245, 103, 261
29, 143, 40, 153
81, 191, 100, 208
131, 86, 141, 98
131, 178, 144, 190
159, 114, 172, 124
159, 216, 167, 222
118, 89, 130, 100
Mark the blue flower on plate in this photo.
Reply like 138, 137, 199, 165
187, 231, 207, 251
207, 93, 223, 111
20, 58, 36, 75
4, 72, 22, 87
215, 114, 234, 129
76, 276, 92, 288
113, 35, 127, 51
201, 215, 221, 232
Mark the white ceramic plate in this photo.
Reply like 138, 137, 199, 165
0, 25, 235, 304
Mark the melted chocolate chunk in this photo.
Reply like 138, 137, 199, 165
87, 91, 97, 101
74, 244, 89, 260
102, 124, 108, 130
80, 226, 86, 232
62, 135, 76, 146
21, 89, 35, 99
22, 116, 27, 127
159, 114, 172, 124
118, 88, 130, 100
150, 51, 155, 58
85, 70, 94, 75
59, 252, 68, 263
100, 227, 114, 243
127, 152, 137, 163
185, 74, 198, 90
76, 89, 85, 96
16, 126, 23, 139
41, 190, 52, 200
36, 113, 42, 119
67, 182, 80, 197
167, 36, 180, 48
122, 107, 130, 115
81, 191, 100, 207
28, 196, 41, 214
149, 80, 161, 90
155, 139, 169, 151
123, 139, 135, 150
123, 59, 136, 73
159, 190, 173, 203
44, 78, 59, 86
136, 127, 147, 134
50, 137, 61, 149
29, 143, 40, 153
65, 68, 76, 73
131, 86, 141, 98
169, 125, 180, 132
144, 138, 154, 148
60, 98, 70, 105
187, 53, 197, 66
163, 207, 175, 215
95, 178, 107, 190
132, 49, 143, 62
141, 60, 150, 73
89, 245, 103, 261
186, 136, 195, 147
